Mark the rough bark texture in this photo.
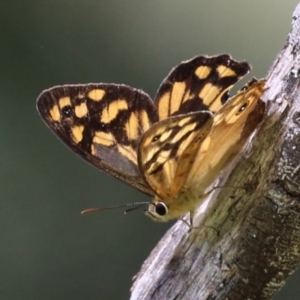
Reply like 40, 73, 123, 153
130, 3, 300, 300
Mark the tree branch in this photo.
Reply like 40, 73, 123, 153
130, 2, 300, 299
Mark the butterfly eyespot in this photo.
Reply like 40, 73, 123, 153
61, 106, 73, 117
155, 202, 168, 216
221, 91, 230, 104
236, 101, 249, 115
152, 135, 161, 142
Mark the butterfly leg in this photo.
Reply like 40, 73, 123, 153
203, 184, 246, 197
178, 210, 198, 232
189, 210, 219, 234
178, 216, 193, 232
178, 211, 219, 235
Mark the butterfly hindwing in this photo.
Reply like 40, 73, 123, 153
37, 84, 157, 195
184, 79, 266, 193
155, 54, 251, 120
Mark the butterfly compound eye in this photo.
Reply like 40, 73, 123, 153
155, 202, 168, 216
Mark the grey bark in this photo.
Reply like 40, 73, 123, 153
130, 2, 300, 300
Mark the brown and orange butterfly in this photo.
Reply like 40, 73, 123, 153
37, 54, 265, 224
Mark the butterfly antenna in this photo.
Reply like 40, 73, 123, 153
81, 202, 149, 215
124, 204, 147, 214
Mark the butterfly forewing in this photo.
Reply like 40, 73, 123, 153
155, 54, 251, 120
137, 111, 213, 199
37, 84, 157, 195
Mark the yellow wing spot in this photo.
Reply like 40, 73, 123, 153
217, 65, 236, 78
75, 102, 88, 118
199, 136, 211, 154
158, 92, 170, 120
194, 65, 212, 79
177, 132, 197, 157
118, 145, 137, 164
140, 110, 151, 132
212, 112, 224, 125
49, 105, 60, 122
101, 109, 109, 124
88, 89, 106, 101
182, 90, 191, 104
101, 99, 128, 123
91, 144, 96, 155
157, 149, 172, 161
159, 129, 173, 143
59, 96, 71, 108
143, 148, 156, 165
93, 131, 115, 146
71, 125, 84, 143
172, 122, 197, 144
147, 150, 171, 173
163, 158, 175, 186
178, 116, 192, 127
125, 112, 139, 141
170, 81, 186, 115
199, 83, 221, 107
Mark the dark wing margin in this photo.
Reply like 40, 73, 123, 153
37, 83, 157, 196
155, 54, 251, 120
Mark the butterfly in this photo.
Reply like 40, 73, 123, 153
37, 54, 266, 224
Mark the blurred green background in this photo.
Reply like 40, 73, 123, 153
1, 1, 299, 299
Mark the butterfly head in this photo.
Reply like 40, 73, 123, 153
145, 200, 170, 222
145, 195, 189, 222
81, 196, 178, 221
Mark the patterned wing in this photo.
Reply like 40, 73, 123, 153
137, 111, 213, 200
184, 79, 266, 191
138, 79, 266, 204
155, 54, 251, 120
37, 84, 158, 195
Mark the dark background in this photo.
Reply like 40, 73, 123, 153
1, 1, 299, 299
